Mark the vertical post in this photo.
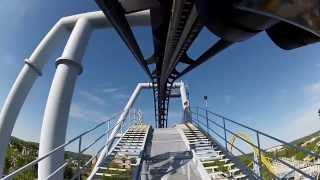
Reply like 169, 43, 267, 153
205, 109, 209, 135
88, 83, 151, 179
120, 120, 123, 134
106, 120, 110, 153
204, 96, 208, 134
180, 81, 190, 122
78, 136, 82, 179
223, 118, 228, 151
38, 18, 92, 180
187, 162, 190, 180
0, 65, 39, 176
128, 108, 131, 122
0, 21, 67, 176
107, 120, 110, 141
256, 131, 263, 178
196, 107, 199, 126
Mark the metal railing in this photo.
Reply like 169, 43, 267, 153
1, 109, 141, 180
188, 107, 320, 180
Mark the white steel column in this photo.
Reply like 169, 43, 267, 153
0, 10, 150, 176
0, 11, 150, 176
0, 65, 38, 176
0, 23, 68, 177
38, 18, 92, 180
179, 81, 189, 110
179, 81, 191, 121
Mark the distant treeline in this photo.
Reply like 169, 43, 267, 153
4, 136, 91, 179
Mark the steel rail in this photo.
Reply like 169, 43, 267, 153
191, 119, 264, 179
44, 161, 69, 180
161, 5, 203, 85
193, 120, 267, 179
195, 107, 320, 159
1, 111, 125, 179
70, 145, 106, 180
197, 111, 320, 165
71, 114, 136, 179
191, 108, 318, 179
193, 115, 309, 179
160, 1, 199, 96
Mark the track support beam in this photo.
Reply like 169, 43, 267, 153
38, 18, 92, 180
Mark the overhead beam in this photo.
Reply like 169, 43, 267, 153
96, 0, 152, 78
149, 1, 173, 128
176, 39, 233, 79
119, 0, 159, 13
163, 6, 202, 77
150, 1, 201, 127
160, 3, 203, 97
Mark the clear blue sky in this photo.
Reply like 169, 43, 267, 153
1, 0, 320, 148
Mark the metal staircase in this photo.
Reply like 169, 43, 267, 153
178, 123, 247, 179
2, 80, 320, 179
93, 123, 150, 179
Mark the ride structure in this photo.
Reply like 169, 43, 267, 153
229, 132, 276, 175
0, 0, 320, 179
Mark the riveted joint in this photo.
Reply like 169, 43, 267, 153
55, 58, 83, 75
25, 59, 42, 76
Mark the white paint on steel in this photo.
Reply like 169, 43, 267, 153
0, 10, 150, 176
0, 65, 39, 176
88, 83, 152, 179
179, 81, 192, 122
38, 18, 92, 180
88, 82, 189, 179
0, 8, 188, 179
179, 81, 189, 110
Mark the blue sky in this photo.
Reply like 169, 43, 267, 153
1, 0, 320, 149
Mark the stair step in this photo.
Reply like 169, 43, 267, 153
234, 174, 247, 179
228, 168, 240, 173
179, 123, 246, 179
195, 150, 220, 155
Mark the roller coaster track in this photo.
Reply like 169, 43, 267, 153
229, 132, 276, 175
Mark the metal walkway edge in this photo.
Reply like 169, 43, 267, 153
93, 123, 150, 179
177, 123, 247, 180
141, 127, 204, 180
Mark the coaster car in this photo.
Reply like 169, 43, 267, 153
195, 0, 320, 49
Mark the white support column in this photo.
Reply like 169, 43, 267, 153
179, 81, 189, 110
38, 18, 92, 180
179, 81, 191, 122
0, 10, 150, 177
0, 22, 68, 177
0, 65, 38, 176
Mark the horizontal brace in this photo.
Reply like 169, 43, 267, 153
179, 54, 194, 64
120, 0, 160, 13
96, 0, 153, 79
176, 39, 233, 79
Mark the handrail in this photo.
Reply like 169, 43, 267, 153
70, 144, 106, 180
192, 107, 320, 160
1, 109, 139, 180
195, 118, 262, 174
47, 112, 141, 179
189, 106, 319, 179
194, 111, 315, 179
